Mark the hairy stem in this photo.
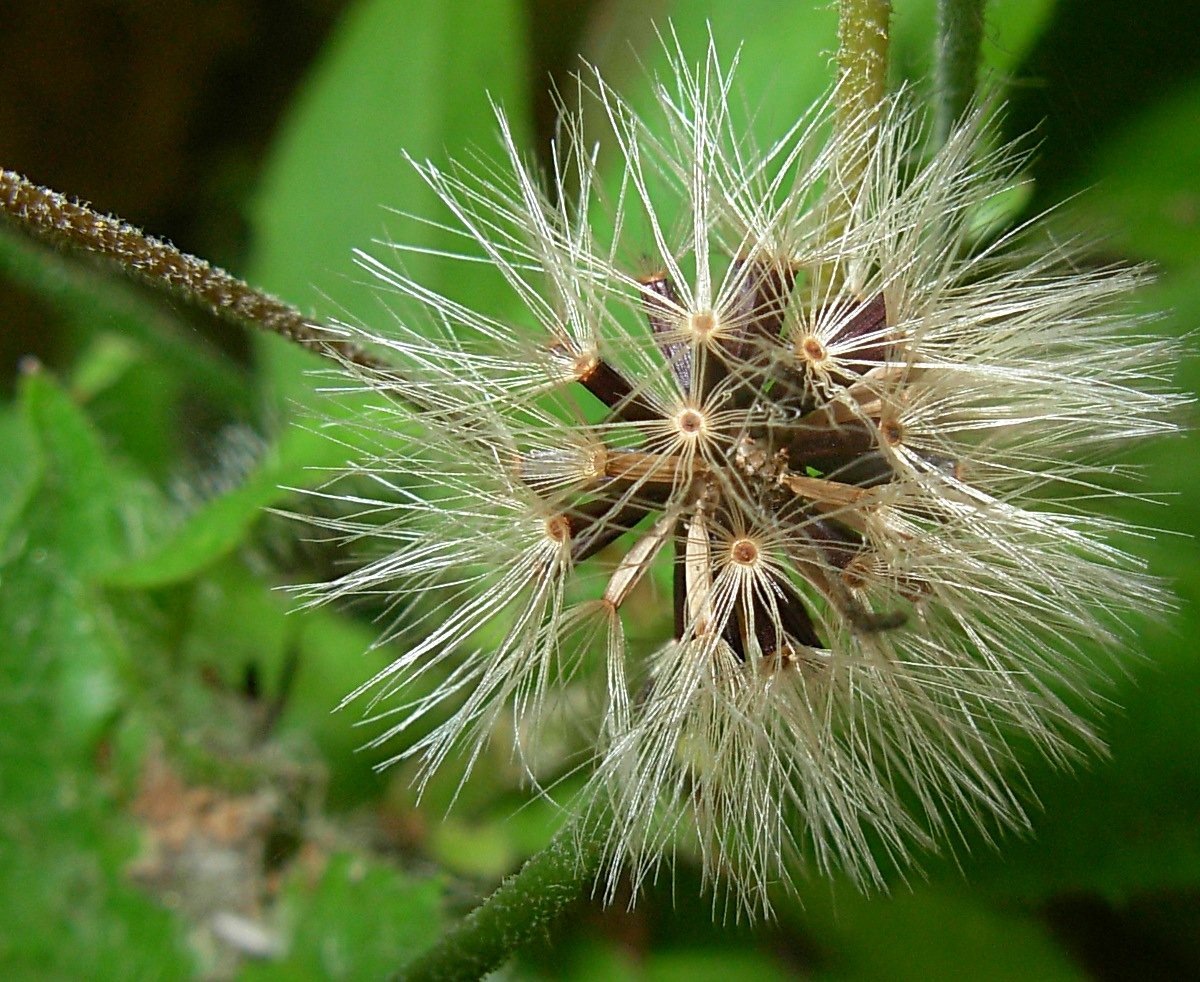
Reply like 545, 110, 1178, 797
396, 811, 606, 981
935, 0, 987, 145
819, 0, 892, 295
0, 168, 390, 372
836, 0, 892, 143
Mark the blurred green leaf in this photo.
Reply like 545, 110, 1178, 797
656, 2, 840, 146
579, 1, 839, 241
961, 594, 1200, 902
1073, 81, 1200, 266
248, 0, 532, 407
644, 948, 795, 982
102, 423, 352, 589
21, 370, 144, 569
80, 348, 187, 485
242, 852, 442, 981
0, 372, 192, 976
0, 223, 250, 413
276, 605, 397, 805
587, 0, 1056, 189
793, 882, 1084, 981
430, 817, 519, 880
944, 76, 1200, 903
0, 406, 39, 548
179, 558, 291, 698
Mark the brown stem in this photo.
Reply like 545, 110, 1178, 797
0, 168, 390, 373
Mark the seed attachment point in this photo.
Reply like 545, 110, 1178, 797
688, 310, 719, 341
799, 335, 828, 364
545, 514, 572, 543
674, 406, 708, 438
730, 538, 760, 566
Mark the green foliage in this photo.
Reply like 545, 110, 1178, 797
243, 854, 442, 981
2, 0, 1200, 978
0, 375, 193, 977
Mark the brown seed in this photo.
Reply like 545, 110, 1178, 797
800, 336, 826, 362
676, 407, 706, 436
544, 515, 571, 543
731, 538, 759, 565
689, 310, 718, 339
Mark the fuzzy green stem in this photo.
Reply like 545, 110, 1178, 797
396, 811, 607, 982
935, 0, 987, 145
0, 168, 389, 373
819, 0, 892, 295
836, 0, 892, 144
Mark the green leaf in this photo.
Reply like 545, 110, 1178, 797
961, 595, 1200, 902
242, 853, 442, 981
248, 0, 532, 408
0, 406, 40, 549
276, 605, 397, 805
792, 883, 1084, 982
21, 370, 138, 569
0, 223, 250, 413
1074, 80, 1200, 266
102, 423, 353, 589
0, 373, 193, 976
658, 2, 840, 147
429, 818, 519, 880
178, 558, 292, 698
944, 79, 1200, 902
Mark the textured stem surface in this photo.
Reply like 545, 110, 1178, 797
819, 0, 892, 295
0, 168, 389, 372
836, 0, 892, 142
396, 812, 606, 981
935, 0, 987, 144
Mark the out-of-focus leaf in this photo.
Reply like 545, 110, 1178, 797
248, 0, 532, 409
574, 0, 1058, 267
644, 948, 794, 982
790, 882, 1084, 981
0, 374, 140, 766
276, 605, 397, 805
577, 2, 838, 242
242, 853, 442, 981
22, 370, 138, 569
0, 372, 192, 976
1072, 82, 1200, 266
179, 558, 291, 698
961, 590, 1200, 903
940, 78, 1200, 903
102, 459, 281, 588
0, 223, 250, 412
0, 406, 39, 548
429, 817, 518, 880
534, 939, 639, 982
102, 423, 348, 589
523, 935, 798, 982
585, 0, 1056, 196
653, 2, 840, 148
70, 332, 142, 401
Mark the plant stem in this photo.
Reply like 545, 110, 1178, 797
935, 0, 987, 145
0, 168, 389, 373
819, 0, 892, 296
396, 811, 607, 982
836, 0, 892, 145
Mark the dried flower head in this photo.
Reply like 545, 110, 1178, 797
294, 39, 1181, 916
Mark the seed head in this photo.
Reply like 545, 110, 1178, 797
295, 38, 1183, 917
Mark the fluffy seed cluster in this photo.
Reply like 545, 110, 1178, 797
297, 41, 1180, 915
